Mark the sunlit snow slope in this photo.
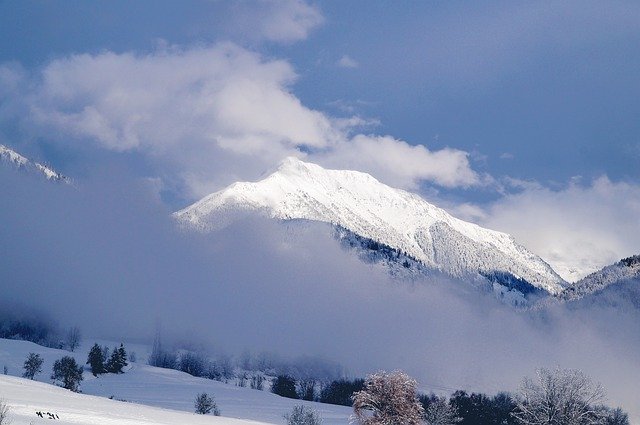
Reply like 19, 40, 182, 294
0, 144, 67, 182
175, 157, 566, 294
0, 339, 351, 425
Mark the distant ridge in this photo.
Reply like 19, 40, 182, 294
1, 144, 68, 182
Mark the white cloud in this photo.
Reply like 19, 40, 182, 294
233, 0, 324, 44
479, 176, 640, 282
318, 135, 481, 189
336, 55, 358, 69
0, 43, 483, 198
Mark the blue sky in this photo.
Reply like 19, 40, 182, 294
1, 0, 639, 279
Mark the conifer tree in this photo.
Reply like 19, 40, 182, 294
86, 343, 106, 376
106, 343, 128, 373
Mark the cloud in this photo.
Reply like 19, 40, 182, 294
230, 0, 324, 44
336, 55, 358, 69
479, 176, 640, 281
318, 135, 481, 189
1, 165, 639, 419
0, 43, 482, 199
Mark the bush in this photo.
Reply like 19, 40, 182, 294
194, 392, 220, 415
284, 405, 322, 425
51, 356, 83, 392
271, 375, 298, 399
22, 352, 43, 380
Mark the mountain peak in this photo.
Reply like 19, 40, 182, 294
175, 159, 567, 295
276, 156, 312, 172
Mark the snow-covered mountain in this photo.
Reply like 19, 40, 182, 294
0, 144, 67, 182
560, 255, 640, 304
175, 157, 567, 295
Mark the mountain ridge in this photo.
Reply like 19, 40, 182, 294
175, 157, 567, 295
0, 144, 68, 182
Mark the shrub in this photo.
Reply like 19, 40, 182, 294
284, 405, 322, 425
194, 392, 220, 415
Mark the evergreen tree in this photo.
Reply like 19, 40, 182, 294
271, 375, 298, 399
86, 343, 106, 376
106, 343, 128, 373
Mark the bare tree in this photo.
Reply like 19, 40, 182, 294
352, 370, 424, 425
0, 399, 9, 425
424, 396, 461, 425
512, 368, 607, 425
65, 326, 81, 352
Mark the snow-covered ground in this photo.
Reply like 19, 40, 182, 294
0, 374, 264, 425
0, 339, 352, 425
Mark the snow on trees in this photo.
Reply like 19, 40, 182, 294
422, 395, 461, 425
352, 370, 424, 425
284, 405, 323, 425
194, 392, 220, 415
512, 368, 606, 425
22, 352, 43, 380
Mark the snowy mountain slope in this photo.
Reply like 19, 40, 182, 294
0, 144, 68, 182
0, 374, 266, 425
0, 338, 352, 425
559, 255, 640, 305
175, 157, 567, 294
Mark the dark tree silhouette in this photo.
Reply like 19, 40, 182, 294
22, 352, 43, 380
51, 356, 83, 392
